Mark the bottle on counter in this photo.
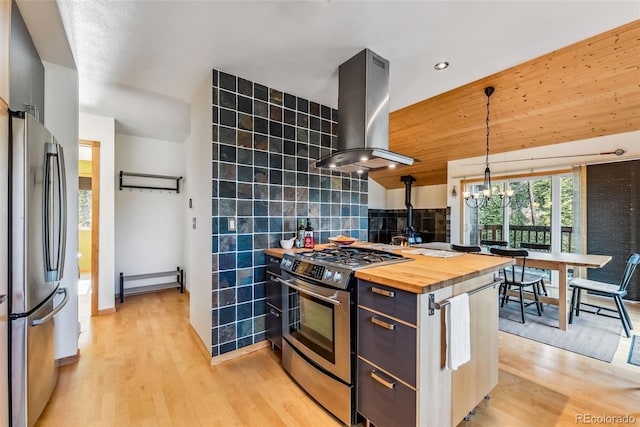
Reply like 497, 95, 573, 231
296, 219, 305, 248
304, 218, 314, 248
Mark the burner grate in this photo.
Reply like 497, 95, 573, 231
303, 247, 404, 267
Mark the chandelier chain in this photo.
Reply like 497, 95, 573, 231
463, 86, 513, 210
486, 90, 491, 169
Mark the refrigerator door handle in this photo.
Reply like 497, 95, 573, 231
55, 143, 67, 281
43, 148, 55, 280
43, 143, 67, 282
31, 287, 68, 326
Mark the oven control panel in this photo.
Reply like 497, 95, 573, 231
291, 260, 326, 280
280, 256, 351, 289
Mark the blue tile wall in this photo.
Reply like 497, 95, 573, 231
211, 68, 368, 356
368, 208, 451, 244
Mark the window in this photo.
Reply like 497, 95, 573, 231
463, 172, 574, 252
508, 177, 553, 247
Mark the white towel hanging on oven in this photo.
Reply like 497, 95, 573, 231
445, 292, 471, 371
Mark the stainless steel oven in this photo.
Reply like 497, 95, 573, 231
278, 247, 410, 425
278, 272, 351, 383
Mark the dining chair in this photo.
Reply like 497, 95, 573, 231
480, 240, 509, 247
519, 242, 551, 296
569, 253, 640, 338
519, 242, 551, 252
450, 244, 481, 253
490, 247, 545, 323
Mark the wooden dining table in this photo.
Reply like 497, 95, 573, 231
515, 251, 611, 330
412, 242, 612, 330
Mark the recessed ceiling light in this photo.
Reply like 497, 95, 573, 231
434, 61, 449, 71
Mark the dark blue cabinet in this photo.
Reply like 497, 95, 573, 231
265, 256, 283, 350
357, 279, 418, 427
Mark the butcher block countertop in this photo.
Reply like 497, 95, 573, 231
264, 243, 513, 294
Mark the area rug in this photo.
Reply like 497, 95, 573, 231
628, 335, 640, 366
498, 303, 622, 362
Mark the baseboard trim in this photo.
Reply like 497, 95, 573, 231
98, 307, 116, 315
210, 341, 270, 366
189, 324, 212, 362
56, 349, 80, 367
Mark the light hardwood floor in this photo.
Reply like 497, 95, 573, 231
37, 290, 640, 427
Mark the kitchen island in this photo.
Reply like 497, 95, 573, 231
264, 243, 512, 427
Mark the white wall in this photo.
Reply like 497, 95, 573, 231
185, 74, 212, 354
367, 179, 387, 209
447, 130, 640, 244
78, 112, 116, 312
368, 177, 447, 210
385, 184, 447, 210
115, 134, 185, 283
43, 61, 79, 359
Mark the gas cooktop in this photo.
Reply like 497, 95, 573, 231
299, 247, 406, 268
280, 247, 412, 289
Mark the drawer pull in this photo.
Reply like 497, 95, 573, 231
371, 287, 395, 298
371, 316, 395, 330
371, 370, 395, 389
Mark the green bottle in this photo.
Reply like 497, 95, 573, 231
296, 219, 305, 248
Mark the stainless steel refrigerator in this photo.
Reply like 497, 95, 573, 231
7, 111, 69, 427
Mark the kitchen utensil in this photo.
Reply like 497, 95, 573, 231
391, 235, 409, 246
328, 237, 358, 246
280, 237, 296, 249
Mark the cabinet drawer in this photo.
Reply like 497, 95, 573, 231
266, 256, 283, 309
266, 256, 282, 272
357, 358, 416, 427
265, 303, 282, 350
358, 308, 416, 387
358, 280, 417, 325
265, 279, 282, 310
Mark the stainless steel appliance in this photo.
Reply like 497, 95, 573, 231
7, 111, 69, 427
314, 49, 414, 173
278, 247, 410, 425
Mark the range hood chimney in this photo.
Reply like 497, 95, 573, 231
315, 49, 415, 173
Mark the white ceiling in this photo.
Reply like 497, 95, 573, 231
24, 1, 640, 143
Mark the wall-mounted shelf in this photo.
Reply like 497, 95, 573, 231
119, 171, 183, 193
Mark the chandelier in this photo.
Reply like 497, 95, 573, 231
463, 86, 514, 209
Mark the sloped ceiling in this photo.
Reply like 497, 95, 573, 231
370, 20, 640, 189
50, 1, 638, 143
16, 1, 640, 188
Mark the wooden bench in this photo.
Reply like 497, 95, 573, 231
119, 267, 184, 303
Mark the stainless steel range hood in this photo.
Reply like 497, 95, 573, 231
315, 49, 414, 173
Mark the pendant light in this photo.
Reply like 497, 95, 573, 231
463, 86, 514, 209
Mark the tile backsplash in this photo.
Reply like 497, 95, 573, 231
211, 69, 368, 356
368, 208, 450, 244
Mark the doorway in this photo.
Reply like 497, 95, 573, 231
78, 140, 100, 331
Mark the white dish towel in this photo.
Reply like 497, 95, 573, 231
446, 292, 471, 371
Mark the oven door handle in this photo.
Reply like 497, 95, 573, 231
274, 277, 342, 306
